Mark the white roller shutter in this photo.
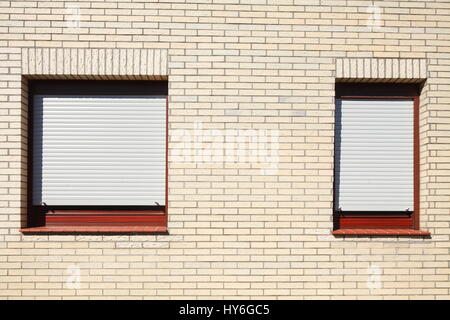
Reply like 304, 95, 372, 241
32, 95, 166, 206
335, 99, 414, 212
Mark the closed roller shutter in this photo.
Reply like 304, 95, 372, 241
32, 95, 166, 206
335, 99, 413, 212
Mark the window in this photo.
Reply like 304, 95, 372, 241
333, 83, 428, 235
24, 80, 168, 233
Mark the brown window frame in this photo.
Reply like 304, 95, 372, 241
333, 83, 428, 235
22, 80, 169, 234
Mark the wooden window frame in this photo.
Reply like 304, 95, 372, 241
333, 83, 426, 234
22, 80, 169, 234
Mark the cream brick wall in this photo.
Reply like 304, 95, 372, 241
0, 0, 449, 299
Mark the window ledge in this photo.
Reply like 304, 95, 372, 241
332, 229, 430, 237
20, 225, 168, 235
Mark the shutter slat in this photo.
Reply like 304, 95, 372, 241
32, 95, 166, 206
335, 99, 413, 211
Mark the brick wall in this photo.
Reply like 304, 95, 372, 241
0, 0, 449, 299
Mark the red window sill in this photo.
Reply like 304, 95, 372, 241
20, 225, 168, 234
332, 229, 430, 237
